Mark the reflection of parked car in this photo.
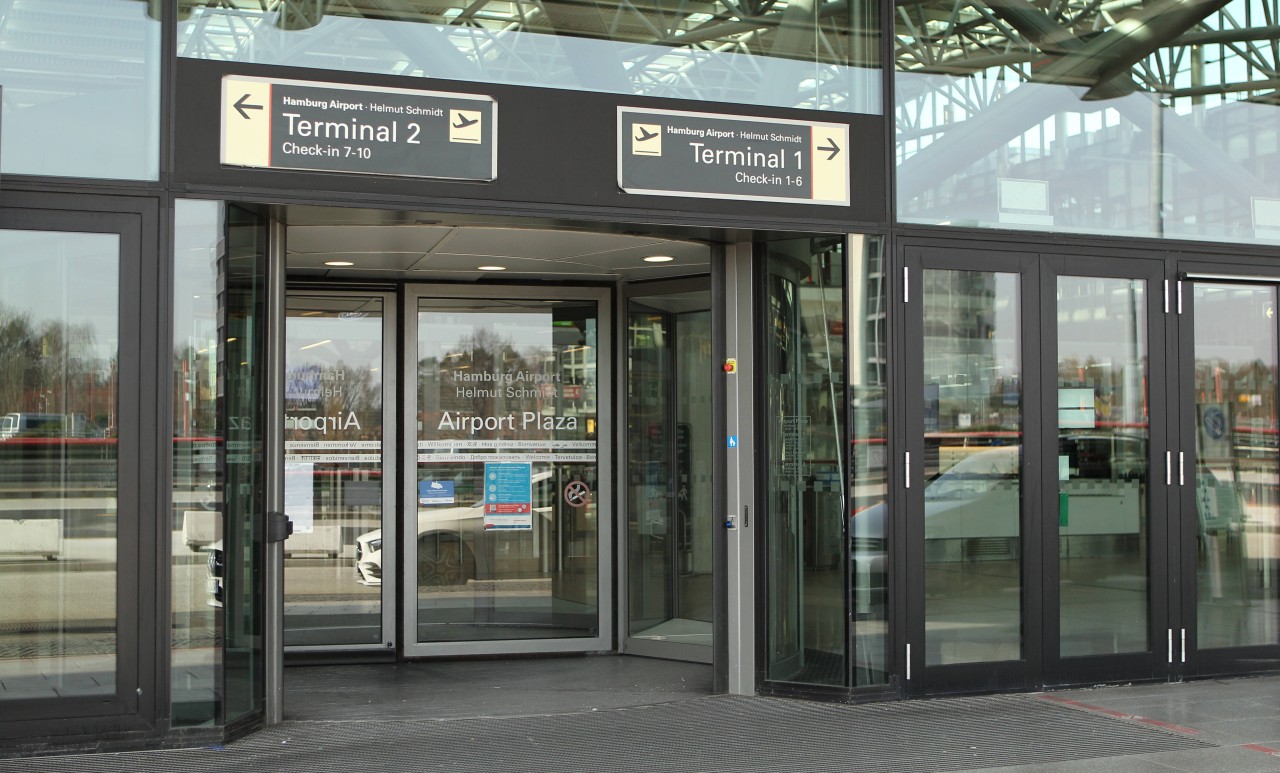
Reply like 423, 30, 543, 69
852, 435, 1149, 577
206, 539, 224, 608
355, 470, 560, 587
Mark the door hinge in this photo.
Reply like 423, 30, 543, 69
1167, 629, 1174, 663
906, 643, 912, 680
903, 266, 910, 303
904, 451, 911, 489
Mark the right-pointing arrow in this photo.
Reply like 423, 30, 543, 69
817, 138, 841, 161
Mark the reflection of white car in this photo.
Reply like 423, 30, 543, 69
355, 471, 559, 587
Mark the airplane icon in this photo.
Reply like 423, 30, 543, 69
453, 114, 479, 129
631, 123, 662, 156
634, 126, 659, 142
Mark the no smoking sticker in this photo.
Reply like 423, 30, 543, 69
564, 480, 591, 508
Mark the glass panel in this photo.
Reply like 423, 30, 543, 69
1056, 277, 1150, 658
416, 298, 598, 642
764, 237, 847, 686
848, 235, 888, 686
895, 0, 1280, 247
177, 0, 880, 114
221, 205, 268, 723
171, 201, 223, 725
2, 0, 160, 180
0, 230, 119, 700
1193, 284, 1280, 650
627, 289, 713, 648
921, 269, 1021, 666
284, 294, 385, 647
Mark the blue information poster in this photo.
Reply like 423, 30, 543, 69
483, 462, 533, 530
418, 479, 455, 506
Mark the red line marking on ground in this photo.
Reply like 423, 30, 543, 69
1136, 718, 1200, 735
1243, 744, 1280, 756
1038, 694, 1196, 733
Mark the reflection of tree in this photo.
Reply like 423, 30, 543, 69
0, 303, 112, 431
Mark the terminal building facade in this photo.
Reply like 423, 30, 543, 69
3, 0, 1280, 754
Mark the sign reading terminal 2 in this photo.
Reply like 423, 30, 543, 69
220, 75, 496, 181
618, 107, 850, 206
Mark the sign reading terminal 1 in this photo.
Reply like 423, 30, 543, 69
617, 107, 850, 206
220, 75, 496, 181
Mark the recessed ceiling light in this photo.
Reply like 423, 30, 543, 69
478, 265, 506, 271
325, 260, 355, 267
643, 255, 675, 263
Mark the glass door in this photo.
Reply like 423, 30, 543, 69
904, 250, 1035, 694
904, 248, 1169, 693
282, 292, 395, 651
1179, 274, 1280, 676
1041, 256, 1168, 686
404, 287, 611, 656
623, 279, 714, 662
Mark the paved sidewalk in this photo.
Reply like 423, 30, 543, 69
4, 658, 1280, 772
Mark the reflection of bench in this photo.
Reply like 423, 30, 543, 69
182, 510, 221, 551
284, 525, 342, 558
0, 519, 62, 560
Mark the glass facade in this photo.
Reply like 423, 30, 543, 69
920, 269, 1023, 666
10, 0, 1280, 750
0, 230, 120, 702
896, 0, 1280, 246
171, 200, 224, 726
1192, 283, 1280, 651
177, 0, 880, 113
0, 0, 160, 180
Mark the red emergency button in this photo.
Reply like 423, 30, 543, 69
723, 358, 737, 374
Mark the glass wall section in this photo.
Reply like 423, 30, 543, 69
1192, 284, 1280, 651
1056, 277, 1150, 658
896, 0, 1280, 246
177, 0, 880, 113
764, 237, 848, 686
1, 0, 160, 180
284, 294, 386, 647
920, 270, 1022, 666
171, 200, 223, 726
626, 287, 714, 652
0, 230, 119, 701
847, 235, 888, 685
221, 205, 269, 725
415, 297, 599, 643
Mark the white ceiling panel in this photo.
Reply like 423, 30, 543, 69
288, 225, 453, 254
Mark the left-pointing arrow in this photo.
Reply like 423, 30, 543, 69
234, 93, 263, 120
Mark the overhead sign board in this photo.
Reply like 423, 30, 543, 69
618, 107, 849, 206
221, 75, 496, 181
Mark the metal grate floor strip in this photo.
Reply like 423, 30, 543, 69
0, 693, 1214, 773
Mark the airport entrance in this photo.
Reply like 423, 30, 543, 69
264, 207, 719, 664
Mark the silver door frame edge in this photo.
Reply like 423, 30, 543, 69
401, 284, 613, 657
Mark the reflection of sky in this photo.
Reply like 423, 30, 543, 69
0, 230, 118, 361
2, 0, 159, 179
174, 200, 222, 356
